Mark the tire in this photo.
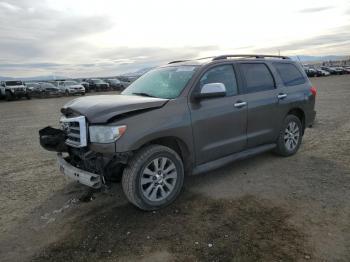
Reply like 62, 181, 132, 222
122, 144, 184, 211
275, 115, 303, 157
26, 94, 31, 100
65, 90, 69, 96
5, 90, 13, 101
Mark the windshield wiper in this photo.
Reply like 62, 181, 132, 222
132, 92, 157, 98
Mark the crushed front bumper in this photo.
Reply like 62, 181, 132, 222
57, 153, 101, 189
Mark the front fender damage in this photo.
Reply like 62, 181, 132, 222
39, 126, 132, 187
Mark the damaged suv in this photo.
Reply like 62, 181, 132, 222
40, 54, 316, 210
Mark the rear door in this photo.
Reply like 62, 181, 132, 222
189, 64, 247, 165
238, 62, 280, 148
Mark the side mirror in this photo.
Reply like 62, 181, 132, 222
195, 82, 226, 99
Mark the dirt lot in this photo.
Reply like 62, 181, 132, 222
0, 76, 349, 262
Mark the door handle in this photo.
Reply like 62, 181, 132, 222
277, 93, 287, 99
234, 101, 247, 108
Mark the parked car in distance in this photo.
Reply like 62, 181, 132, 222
305, 68, 317, 77
40, 54, 316, 211
74, 79, 91, 92
0, 80, 30, 101
334, 67, 348, 75
315, 68, 330, 77
26, 82, 42, 94
26, 82, 62, 97
105, 79, 124, 90
342, 67, 350, 74
58, 80, 85, 96
116, 76, 132, 88
39, 82, 62, 97
87, 79, 109, 92
321, 66, 344, 75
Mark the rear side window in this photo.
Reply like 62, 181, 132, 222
199, 65, 238, 96
273, 63, 306, 86
240, 63, 275, 93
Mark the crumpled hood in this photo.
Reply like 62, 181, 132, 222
61, 94, 169, 123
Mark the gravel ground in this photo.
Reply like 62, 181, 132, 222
0, 76, 349, 261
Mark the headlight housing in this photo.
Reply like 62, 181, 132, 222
89, 125, 126, 143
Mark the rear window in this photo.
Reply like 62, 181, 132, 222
273, 63, 306, 86
240, 63, 275, 93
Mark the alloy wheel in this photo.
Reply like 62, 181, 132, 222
141, 157, 178, 202
284, 121, 300, 151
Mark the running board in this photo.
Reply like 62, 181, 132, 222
192, 143, 276, 175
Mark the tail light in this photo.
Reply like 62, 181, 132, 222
310, 86, 317, 96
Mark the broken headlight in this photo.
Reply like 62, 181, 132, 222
89, 125, 126, 143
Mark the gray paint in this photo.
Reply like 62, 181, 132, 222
61, 57, 316, 173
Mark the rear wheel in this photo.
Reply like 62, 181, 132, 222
122, 145, 184, 211
275, 115, 302, 156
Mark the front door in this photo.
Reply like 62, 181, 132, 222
189, 64, 247, 165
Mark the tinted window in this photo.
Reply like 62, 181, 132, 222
199, 65, 238, 96
273, 63, 306, 86
240, 63, 275, 93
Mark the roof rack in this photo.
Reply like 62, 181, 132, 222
168, 57, 215, 64
168, 54, 289, 65
212, 54, 290, 60
168, 60, 190, 64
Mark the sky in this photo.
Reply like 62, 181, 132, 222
1, 0, 350, 77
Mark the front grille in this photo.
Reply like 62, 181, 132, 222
60, 115, 87, 148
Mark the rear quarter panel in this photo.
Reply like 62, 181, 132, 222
270, 61, 315, 134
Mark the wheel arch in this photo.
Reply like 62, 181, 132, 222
139, 136, 193, 175
287, 108, 305, 134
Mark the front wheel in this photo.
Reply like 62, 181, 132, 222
275, 115, 303, 157
5, 90, 13, 101
122, 145, 184, 211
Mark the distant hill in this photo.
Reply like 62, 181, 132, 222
0, 75, 68, 81
1, 55, 349, 80
290, 55, 349, 62
0, 76, 14, 81
122, 67, 155, 77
